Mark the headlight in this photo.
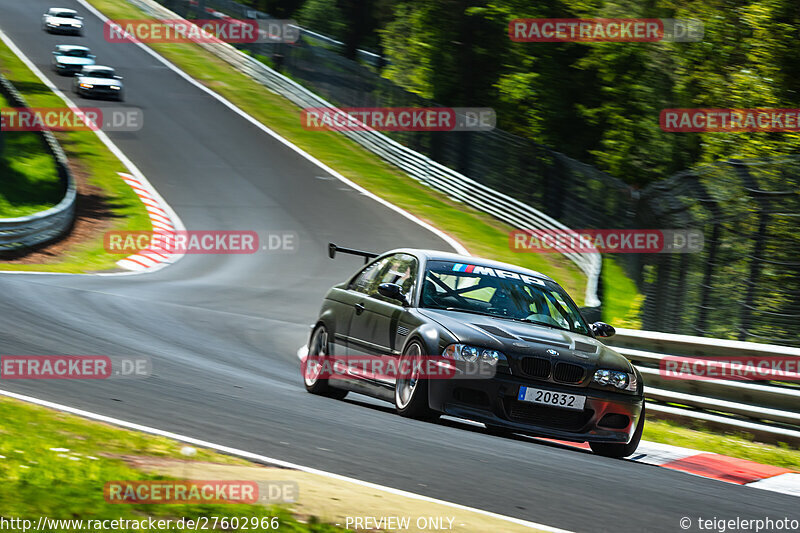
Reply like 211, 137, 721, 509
443, 344, 505, 367
79, 83, 93, 89
110, 86, 121, 90
593, 369, 637, 391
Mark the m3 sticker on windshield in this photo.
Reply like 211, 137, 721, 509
451, 263, 545, 286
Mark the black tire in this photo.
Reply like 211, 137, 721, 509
590, 403, 645, 458
394, 340, 438, 420
302, 325, 347, 400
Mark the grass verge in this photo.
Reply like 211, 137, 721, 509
0, 90, 63, 218
0, 397, 552, 532
83, 0, 589, 300
0, 37, 150, 272
0, 396, 347, 532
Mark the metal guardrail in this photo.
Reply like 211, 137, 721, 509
0, 74, 76, 251
127, 0, 602, 309
608, 328, 800, 444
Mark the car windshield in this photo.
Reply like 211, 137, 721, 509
87, 70, 114, 78
54, 12, 76, 18
421, 260, 590, 335
64, 50, 89, 57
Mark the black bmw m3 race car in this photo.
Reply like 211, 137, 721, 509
302, 244, 645, 458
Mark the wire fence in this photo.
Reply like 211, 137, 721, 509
151, 0, 800, 346
636, 159, 800, 346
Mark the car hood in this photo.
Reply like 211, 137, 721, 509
57, 57, 94, 66
418, 308, 632, 371
49, 17, 82, 25
77, 76, 121, 87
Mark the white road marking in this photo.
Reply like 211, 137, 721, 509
0, 388, 570, 532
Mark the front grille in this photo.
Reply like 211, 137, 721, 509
505, 400, 593, 431
452, 387, 490, 408
553, 362, 585, 383
520, 357, 551, 379
599, 413, 630, 429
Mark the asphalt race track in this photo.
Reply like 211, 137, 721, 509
0, 1, 795, 531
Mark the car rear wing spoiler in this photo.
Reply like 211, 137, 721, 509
328, 242, 378, 264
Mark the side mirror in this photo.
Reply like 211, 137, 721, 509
591, 322, 615, 338
378, 283, 409, 306
114, 75, 123, 80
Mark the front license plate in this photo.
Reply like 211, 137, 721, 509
518, 386, 586, 411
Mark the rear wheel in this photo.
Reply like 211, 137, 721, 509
395, 340, 437, 419
590, 403, 645, 458
302, 325, 347, 400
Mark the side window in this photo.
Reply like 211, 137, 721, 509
375, 254, 418, 302
350, 257, 391, 294
351, 254, 418, 301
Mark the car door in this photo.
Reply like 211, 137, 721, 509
332, 256, 392, 360
346, 253, 419, 387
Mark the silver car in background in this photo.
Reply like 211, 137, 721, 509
42, 8, 84, 35
73, 66, 125, 102
52, 45, 95, 76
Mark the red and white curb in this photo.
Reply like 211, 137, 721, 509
116, 172, 182, 272
542, 438, 799, 496
296, 345, 799, 497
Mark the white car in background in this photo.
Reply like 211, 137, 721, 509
73, 66, 125, 102
42, 8, 84, 35
52, 45, 96, 76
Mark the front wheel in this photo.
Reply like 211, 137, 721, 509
590, 403, 645, 458
302, 325, 347, 400
395, 340, 438, 420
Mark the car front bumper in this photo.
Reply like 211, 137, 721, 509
56, 64, 86, 76
428, 372, 643, 443
78, 87, 123, 99
46, 24, 82, 34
